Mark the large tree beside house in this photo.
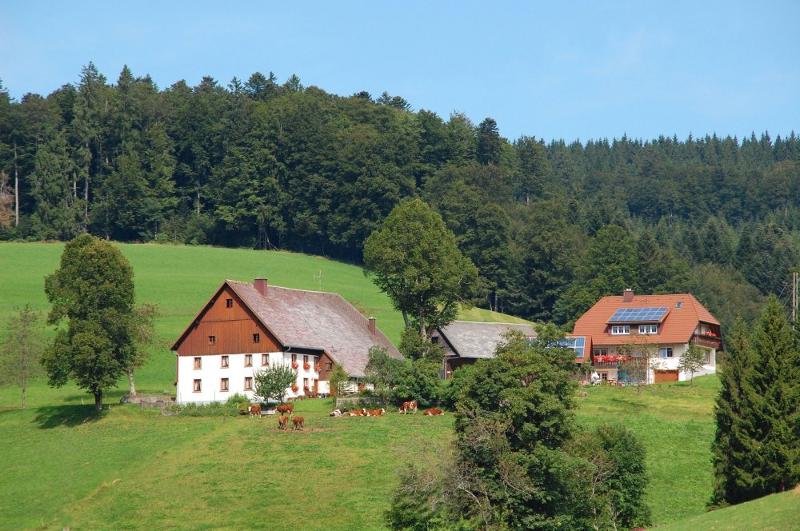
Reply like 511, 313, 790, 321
363, 198, 479, 336
42, 234, 138, 411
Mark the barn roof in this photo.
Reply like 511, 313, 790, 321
437, 320, 537, 359
174, 280, 401, 377
572, 292, 719, 346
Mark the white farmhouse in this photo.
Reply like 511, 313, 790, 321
171, 278, 401, 404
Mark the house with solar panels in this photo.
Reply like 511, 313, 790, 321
571, 289, 722, 384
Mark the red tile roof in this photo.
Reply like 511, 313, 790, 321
572, 293, 719, 347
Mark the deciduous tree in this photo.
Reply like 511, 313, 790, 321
42, 234, 137, 411
0, 305, 45, 408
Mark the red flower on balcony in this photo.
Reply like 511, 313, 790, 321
291, 361, 298, 370
303, 362, 311, 370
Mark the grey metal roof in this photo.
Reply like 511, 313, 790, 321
227, 281, 402, 377
438, 320, 537, 359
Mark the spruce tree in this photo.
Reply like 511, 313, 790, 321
711, 299, 800, 505
711, 318, 757, 505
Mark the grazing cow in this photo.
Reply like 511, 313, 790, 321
292, 416, 305, 430
329, 408, 343, 417
249, 404, 262, 417
423, 408, 444, 416
276, 403, 294, 415
399, 400, 418, 414
277, 415, 289, 430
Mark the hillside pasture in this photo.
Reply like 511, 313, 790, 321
0, 242, 772, 529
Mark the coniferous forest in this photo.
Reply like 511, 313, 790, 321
1, 64, 798, 328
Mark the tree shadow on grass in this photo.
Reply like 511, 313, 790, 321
33, 404, 106, 429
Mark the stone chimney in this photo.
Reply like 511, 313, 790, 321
623, 289, 634, 302
368, 316, 376, 335
254, 278, 268, 296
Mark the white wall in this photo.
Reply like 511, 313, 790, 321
647, 343, 716, 383
176, 351, 325, 404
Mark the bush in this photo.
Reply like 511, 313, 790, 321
166, 401, 240, 417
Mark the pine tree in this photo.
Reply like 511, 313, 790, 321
711, 300, 800, 506
476, 117, 501, 165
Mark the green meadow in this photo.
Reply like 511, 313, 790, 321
0, 242, 796, 529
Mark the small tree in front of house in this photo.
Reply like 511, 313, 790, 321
0, 305, 45, 408
126, 303, 159, 397
253, 364, 296, 404
328, 363, 350, 397
678, 344, 707, 383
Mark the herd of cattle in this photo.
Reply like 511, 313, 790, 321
246, 399, 444, 432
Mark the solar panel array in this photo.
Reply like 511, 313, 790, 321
608, 307, 668, 323
556, 336, 585, 357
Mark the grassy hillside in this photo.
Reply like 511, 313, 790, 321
659, 488, 800, 530
0, 242, 755, 529
0, 241, 526, 393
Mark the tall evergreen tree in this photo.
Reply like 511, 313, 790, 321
476, 117, 501, 165
711, 299, 800, 505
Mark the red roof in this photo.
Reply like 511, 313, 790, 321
572, 293, 720, 347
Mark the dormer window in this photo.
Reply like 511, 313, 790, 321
611, 325, 630, 335
226, 298, 233, 308
639, 324, 658, 335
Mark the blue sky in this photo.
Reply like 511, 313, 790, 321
1, 1, 798, 141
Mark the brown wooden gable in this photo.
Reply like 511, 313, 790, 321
173, 283, 282, 356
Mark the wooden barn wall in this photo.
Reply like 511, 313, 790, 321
176, 285, 282, 356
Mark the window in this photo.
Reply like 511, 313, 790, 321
611, 325, 630, 335
291, 353, 297, 362
431, 336, 439, 344
221, 355, 229, 368
303, 377, 309, 389
554, 336, 585, 358
225, 298, 233, 308
253, 333, 260, 344
220, 378, 229, 392
244, 354, 252, 367
193, 357, 201, 370
639, 324, 658, 335
676, 301, 683, 309
208, 335, 216, 345
244, 377, 253, 391
659, 347, 673, 358
592, 348, 608, 356
303, 355, 309, 364
193, 379, 202, 392
261, 353, 268, 366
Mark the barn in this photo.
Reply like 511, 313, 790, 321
431, 321, 537, 378
171, 278, 401, 403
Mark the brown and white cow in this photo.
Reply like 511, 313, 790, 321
399, 400, 418, 414
292, 416, 305, 430
249, 404, 262, 417
423, 408, 444, 416
277, 415, 289, 430
276, 403, 294, 415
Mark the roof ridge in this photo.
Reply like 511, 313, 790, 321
450, 320, 534, 326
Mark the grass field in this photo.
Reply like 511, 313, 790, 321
660, 487, 800, 530
1, 242, 794, 529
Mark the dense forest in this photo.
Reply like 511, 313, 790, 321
1, 64, 798, 329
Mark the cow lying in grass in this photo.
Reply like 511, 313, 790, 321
367, 408, 386, 416
348, 408, 368, 416
423, 408, 444, 416
399, 400, 418, 414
